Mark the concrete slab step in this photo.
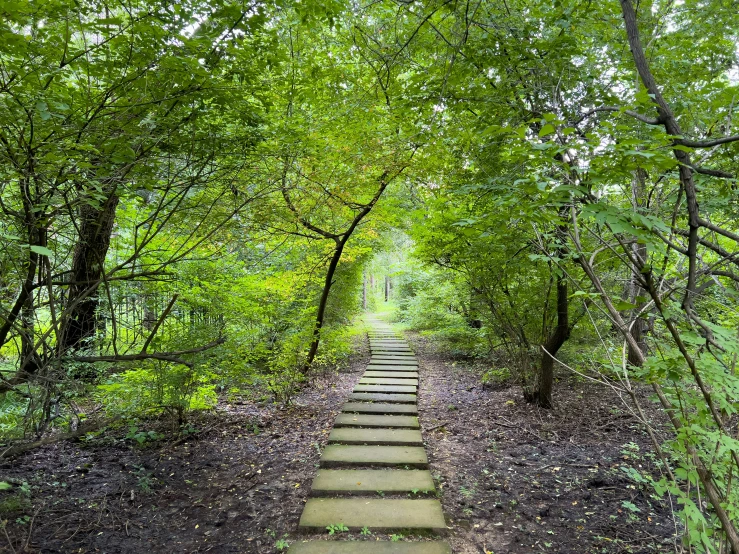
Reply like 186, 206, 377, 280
366, 365, 418, 372
349, 392, 417, 403
320, 445, 427, 467
371, 354, 417, 358
298, 498, 446, 531
354, 385, 417, 394
334, 414, 419, 428
289, 541, 452, 554
329, 428, 423, 446
359, 378, 419, 386
342, 402, 418, 414
368, 360, 418, 366
311, 469, 434, 494
364, 371, 418, 378
370, 344, 413, 353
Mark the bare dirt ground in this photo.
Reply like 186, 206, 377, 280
0, 344, 368, 554
2, 332, 678, 553
411, 332, 677, 554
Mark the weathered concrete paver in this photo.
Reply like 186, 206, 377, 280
320, 444, 428, 467
366, 365, 418, 371
299, 498, 446, 531
289, 541, 452, 553
370, 344, 413, 354
311, 469, 434, 493
359, 377, 419, 386
328, 428, 423, 446
363, 371, 418, 378
342, 402, 418, 414
349, 392, 417, 403
368, 360, 418, 365
334, 413, 419, 428
353, 384, 417, 393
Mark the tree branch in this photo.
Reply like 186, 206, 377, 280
575, 106, 661, 125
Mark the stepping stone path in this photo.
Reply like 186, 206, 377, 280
290, 319, 450, 553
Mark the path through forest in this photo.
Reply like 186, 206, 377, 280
290, 318, 450, 552
2, 318, 676, 553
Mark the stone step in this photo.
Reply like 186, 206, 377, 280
311, 469, 434, 494
364, 371, 418, 378
349, 392, 417, 403
298, 498, 446, 532
370, 341, 409, 345
329, 428, 423, 446
342, 402, 418, 414
289, 541, 452, 554
359, 378, 419, 386
334, 414, 419, 428
371, 354, 417, 358
320, 445, 428, 467
370, 344, 413, 353
354, 385, 417, 394
371, 360, 417, 364
366, 365, 418, 372
368, 359, 418, 365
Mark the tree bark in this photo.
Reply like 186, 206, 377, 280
60, 191, 120, 352
362, 271, 367, 310
384, 275, 390, 302
627, 168, 649, 366
535, 276, 569, 408
302, 240, 346, 373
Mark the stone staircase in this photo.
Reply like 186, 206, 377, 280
289, 321, 451, 553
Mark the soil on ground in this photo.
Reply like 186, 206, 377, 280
1, 333, 677, 553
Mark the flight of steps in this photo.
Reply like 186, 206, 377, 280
289, 321, 451, 553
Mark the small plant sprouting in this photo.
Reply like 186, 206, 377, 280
275, 536, 290, 551
390, 533, 404, 542
126, 426, 161, 446
376, 490, 385, 497
326, 523, 349, 535
360, 526, 372, 536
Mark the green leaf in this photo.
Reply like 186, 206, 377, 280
30, 245, 53, 257
614, 300, 637, 311
538, 124, 555, 137
0, 482, 12, 491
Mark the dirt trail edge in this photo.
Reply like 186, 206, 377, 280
289, 317, 451, 553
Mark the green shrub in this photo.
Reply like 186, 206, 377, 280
96, 361, 217, 423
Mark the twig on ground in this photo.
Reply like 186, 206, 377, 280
424, 421, 448, 432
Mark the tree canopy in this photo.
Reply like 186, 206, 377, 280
2, 0, 739, 550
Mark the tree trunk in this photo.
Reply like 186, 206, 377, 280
534, 276, 569, 409
362, 271, 367, 310
627, 168, 648, 366
302, 240, 346, 373
384, 275, 390, 302
60, 192, 120, 353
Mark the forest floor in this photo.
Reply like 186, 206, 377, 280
1, 333, 678, 554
